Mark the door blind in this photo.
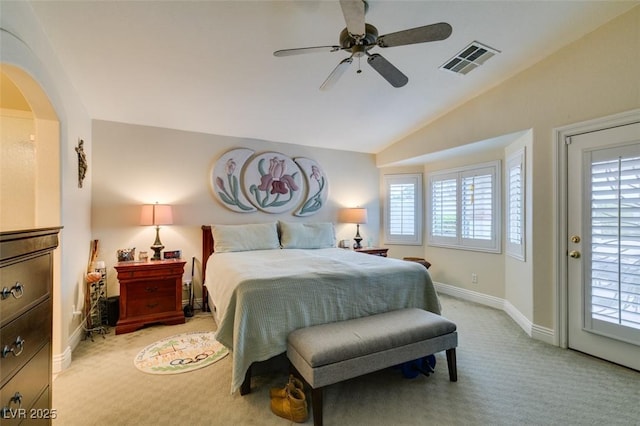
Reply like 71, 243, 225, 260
590, 154, 640, 330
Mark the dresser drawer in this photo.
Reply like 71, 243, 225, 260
0, 343, 50, 425
0, 254, 51, 327
1, 300, 51, 385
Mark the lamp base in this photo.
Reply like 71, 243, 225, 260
353, 224, 363, 249
150, 245, 164, 261
353, 237, 363, 250
150, 225, 164, 260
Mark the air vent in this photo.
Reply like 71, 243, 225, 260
440, 41, 500, 75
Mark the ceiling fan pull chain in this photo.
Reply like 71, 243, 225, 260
357, 56, 362, 74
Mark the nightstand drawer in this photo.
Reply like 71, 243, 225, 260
117, 263, 184, 279
1, 300, 51, 384
0, 254, 51, 326
127, 294, 176, 317
127, 279, 176, 299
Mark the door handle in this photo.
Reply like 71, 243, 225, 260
569, 250, 581, 259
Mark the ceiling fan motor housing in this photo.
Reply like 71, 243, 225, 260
340, 23, 378, 57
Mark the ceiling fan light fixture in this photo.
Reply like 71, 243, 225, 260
441, 41, 500, 75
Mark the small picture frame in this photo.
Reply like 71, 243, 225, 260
138, 251, 148, 262
117, 248, 136, 262
163, 250, 181, 260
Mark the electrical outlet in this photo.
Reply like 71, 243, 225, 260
471, 273, 478, 284
183, 280, 192, 289
72, 305, 82, 317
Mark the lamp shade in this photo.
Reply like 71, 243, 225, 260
338, 207, 368, 224
140, 203, 173, 226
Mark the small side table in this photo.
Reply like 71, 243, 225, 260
114, 259, 186, 335
355, 247, 389, 257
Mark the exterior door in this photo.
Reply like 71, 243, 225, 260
567, 121, 640, 370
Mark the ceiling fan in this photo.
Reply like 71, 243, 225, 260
274, 0, 452, 90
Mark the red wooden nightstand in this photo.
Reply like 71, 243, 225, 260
114, 259, 186, 334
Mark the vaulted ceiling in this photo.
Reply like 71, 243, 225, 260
29, 1, 637, 153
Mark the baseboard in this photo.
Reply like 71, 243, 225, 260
54, 321, 86, 374
53, 346, 72, 375
434, 281, 556, 345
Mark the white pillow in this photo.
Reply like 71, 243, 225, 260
279, 221, 336, 249
212, 222, 280, 253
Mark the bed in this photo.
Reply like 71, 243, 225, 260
201, 222, 440, 394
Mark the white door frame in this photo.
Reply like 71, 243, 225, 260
554, 108, 640, 349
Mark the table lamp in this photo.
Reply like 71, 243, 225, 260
140, 202, 173, 260
339, 207, 368, 249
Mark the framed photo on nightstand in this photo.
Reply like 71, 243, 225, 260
163, 250, 182, 259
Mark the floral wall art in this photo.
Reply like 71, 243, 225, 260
212, 148, 329, 216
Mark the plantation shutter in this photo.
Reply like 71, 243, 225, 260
384, 174, 422, 245
431, 177, 457, 238
590, 152, 640, 330
389, 183, 415, 235
508, 164, 523, 244
461, 172, 493, 241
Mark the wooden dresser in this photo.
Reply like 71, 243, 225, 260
1, 227, 61, 424
114, 259, 186, 335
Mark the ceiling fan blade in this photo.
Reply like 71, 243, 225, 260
377, 22, 453, 48
367, 53, 408, 88
340, 0, 366, 37
274, 46, 342, 57
320, 57, 353, 91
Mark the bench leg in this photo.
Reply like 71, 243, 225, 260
240, 364, 252, 395
311, 387, 323, 426
446, 348, 457, 382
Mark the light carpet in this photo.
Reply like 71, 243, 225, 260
134, 331, 228, 375
52, 295, 640, 425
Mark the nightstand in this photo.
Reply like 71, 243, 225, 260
355, 247, 389, 257
114, 259, 186, 335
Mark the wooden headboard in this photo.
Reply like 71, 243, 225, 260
201, 225, 214, 311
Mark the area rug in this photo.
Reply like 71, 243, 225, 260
134, 331, 228, 375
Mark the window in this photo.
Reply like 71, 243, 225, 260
428, 161, 501, 253
384, 173, 422, 245
506, 148, 525, 260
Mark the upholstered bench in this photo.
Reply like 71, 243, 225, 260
287, 308, 458, 426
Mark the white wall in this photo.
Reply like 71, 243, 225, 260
91, 120, 380, 299
376, 6, 640, 334
2, 3, 93, 371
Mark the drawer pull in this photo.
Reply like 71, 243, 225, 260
1, 392, 23, 419
146, 302, 159, 309
145, 287, 159, 293
2, 336, 25, 358
1, 282, 25, 300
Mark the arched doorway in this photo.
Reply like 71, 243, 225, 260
1, 65, 60, 230
1, 63, 62, 361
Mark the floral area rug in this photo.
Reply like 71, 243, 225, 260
134, 331, 229, 375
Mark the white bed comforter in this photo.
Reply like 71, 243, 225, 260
205, 248, 440, 393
